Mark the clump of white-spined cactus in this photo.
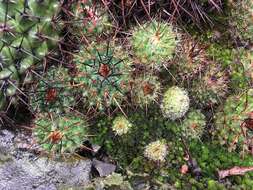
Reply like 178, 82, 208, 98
161, 86, 190, 120
112, 115, 133, 136
144, 139, 168, 162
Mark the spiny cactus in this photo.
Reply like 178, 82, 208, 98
70, 0, 112, 38
172, 36, 207, 81
215, 89, 253, 154
73, 41, 132, 111
181, 110, 206, 139
0, 0, 62, 110
161, 86, 190, 120
131, 75, 161, 107
33, 113, 88, 154
29, 66, 76, 114
144, 139, 168, 162
112, 115, 132, 136
191, 63, 228, 107
131, 21, 177, 68
229, 0, 253, 41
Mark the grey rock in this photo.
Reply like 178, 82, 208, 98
92, 159, 116, 177
0, 129, 92, 190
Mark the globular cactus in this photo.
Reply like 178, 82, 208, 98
131, 21, 177, 68
112, 115, 133, 136
144, 139, 168, 162
29, 66, 76, 114
131, 75, 161, 107
70, 0, 112, 38
0, 0, 62, 110
73, 41, 132, 111
171, 36, 207, 81
214, 89, 253, 154
161, 86, 190, 120
181, 110, 206, 139
190, 63, 228, 107
33, 113, 88, 154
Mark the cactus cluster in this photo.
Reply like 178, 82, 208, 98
0, 0, 61, 110
4, 0, 253, 188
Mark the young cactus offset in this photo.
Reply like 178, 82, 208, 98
73, 41, 132, 111
30, 66, 76, 113
161, 86, 190, 120
144, 140, 168, 162
33, 113, 88, 154
112, 115, 133, 136
131, 21, 177, 68
215, 89, 253, 154
131, 75, 161, 107
181, 110, 206, 139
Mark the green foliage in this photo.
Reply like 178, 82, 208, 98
161, 86, 190, 120
215, 89, 253, 154
0, 0, 61, 110
30, 66, 76, 114
207, 44, 252, 92
73, 41, 132, 111
33, 113, 88, 154
131, 21, 177, 68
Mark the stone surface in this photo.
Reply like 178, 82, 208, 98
0, 129, 92, 190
